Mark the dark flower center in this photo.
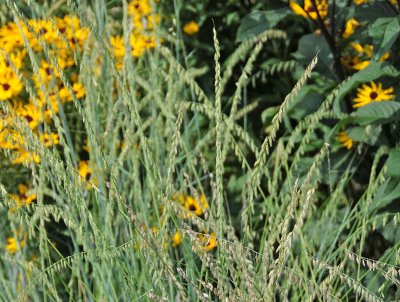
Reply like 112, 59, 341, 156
188, 204, 197, 211
85, 173, 91, 181
2, 84, 10, 91
39, 27, 48, 35
370, 92, 378, 100
25, 115, 33, 123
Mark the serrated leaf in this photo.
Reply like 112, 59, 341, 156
236, 9, 290, 42
351, 101, 400, 125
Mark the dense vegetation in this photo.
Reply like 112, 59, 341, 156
0, 0, 399, 301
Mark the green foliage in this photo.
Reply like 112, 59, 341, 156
369, 16, 400, 60
236, 8, 291, 42
352, 101, 400, 125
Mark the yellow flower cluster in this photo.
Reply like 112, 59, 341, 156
0, 1, 159, 166
171, 193, 218, 251
338, 80, 395, 149
1, 1, 161, 256
290, 0, 328, 20
0, 16, 90, 163
10, 184, 37, 207
342, 43, 390, 71
6, 236, 25, 254
111, 0, 159, 70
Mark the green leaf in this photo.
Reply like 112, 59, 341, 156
380, 219, 400, 243
333, 62, 400, 115
386, 149, 400, 178
261, 106, 279, 125
368, 16, 400, 60
351, 101, 400, 125
236, 9, 290, 42
347, 125, 382, 145
294, 34, 334, 78
370, 179, 400, 213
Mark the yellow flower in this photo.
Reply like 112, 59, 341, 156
34, 60, 60, 86
130, 34, 147, 57
343, 43, 390, 71
0, 49, 26, 70
351, 43, 372, 56
11, 148, 40, 165
59, 82, 86, 102
146, 14, 161, 31
197, 232, 218, 252
6, 236, 25, 254
341, 55, 369, 71
184, 194, 209, 217
128, 0, 152, 17
353, 81, 394, 108
354, 0, 368, 4
183, 21, 199, 35
0, 128, 21, 149
110, 35, 125, 59
10, 184, 37, 206
28, 19, 60, 51
14, 101, 44, 130
290, 0, 328, 20
78, 160, 97, 189
171, 231, 182, 247
0, 64, 24, 101
0, 22, 26, 52
343, 18, 360, 38
40, 133, 59, 147
338, 131, 353, 149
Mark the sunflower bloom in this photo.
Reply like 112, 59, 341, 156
290, 0, 328, 20
0, 74, 23, 101
338, 131, 353, 149
10, 184, 37, 206
197, 232, 218, 252
353, 81, 394, 108
184, 194, 209, 217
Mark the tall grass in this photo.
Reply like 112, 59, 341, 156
0, 1, 398, 301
